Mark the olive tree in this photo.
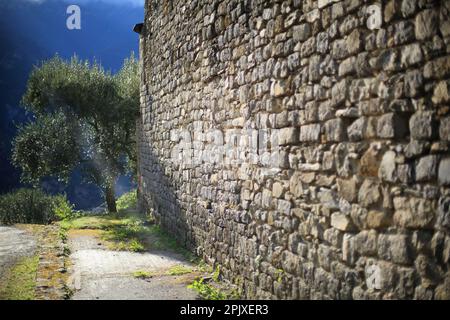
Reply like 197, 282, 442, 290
13, 54, 139, 212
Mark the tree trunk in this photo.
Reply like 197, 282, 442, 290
105, 182, 117, 213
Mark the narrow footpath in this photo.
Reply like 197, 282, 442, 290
67, 228, 200, 300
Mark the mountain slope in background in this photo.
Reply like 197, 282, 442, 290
0, 0, 143, 208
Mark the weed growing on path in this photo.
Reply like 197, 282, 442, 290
188, 278, 228, 300
166, 265, 193, 276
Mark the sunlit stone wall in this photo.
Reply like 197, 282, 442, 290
137, 0, 450, 299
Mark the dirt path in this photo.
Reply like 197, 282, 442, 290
0, 226, 36, 280
67, 229, 200, 300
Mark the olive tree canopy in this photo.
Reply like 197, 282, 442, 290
13, 54, 140, 212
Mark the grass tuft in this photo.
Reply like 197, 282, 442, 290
166, 265, 193, 276
60, 213, 196, 258
0, 255, 39, 300
188, 278, 228, 300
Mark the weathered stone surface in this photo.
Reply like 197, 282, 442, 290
423, 56, 450, 80
415, 9, 438, 40
404, 69, 423, 97
299, 124, 321, 142
289, 172, 303, 198
324, 118, 345, 142
347, 117, 366, 142
438, 157, 450, 186
367, 210, 391, 229
358, 179, 381, 208
360, 143, 383, 178
354, 230, 377, 256
138, 0, 449, 300
293, 24, 310, 42
331, 80, 347, 107
401, 0, 416, 17
331, 212, 354, 232
278, 127, 299, 145
378, 234, 411, 265
393, 197, 435, 228
379, 150, 397, 182
342, 234, 357, 266
271, 80, 290, 97
337, 177, 357, 202
415, 155, 438, 182
272, 182, 284, 198
409, 111, 437, 140
400, 43, 423, 68
437, 196, 450, 230
377, 113, 408, 139
432, 81, 450, 105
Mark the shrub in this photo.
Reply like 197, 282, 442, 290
52, 194, 75, 220
116, 189, 137, 211
0, 188, 74, 225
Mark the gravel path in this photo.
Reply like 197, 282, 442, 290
68, 230, 199, 300
0, 226, 36, 280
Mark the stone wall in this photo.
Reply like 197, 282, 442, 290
137, 0, 450, 299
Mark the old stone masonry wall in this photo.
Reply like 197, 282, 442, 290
137, 0, 450, 299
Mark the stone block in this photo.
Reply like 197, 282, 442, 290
272, 182, 284, 198
278, 127, 299, 145
289, 172, 303, 198
367, 210, 391, 229
378, 234, 412, 265
337, 176, 358, 202
358, 179, 381, 208
270, 80, 290, 97
347, 117, 366, 142
354, 230, 377, 256
409, 111, 437, 140
415, 9, 438, 40
415, 155, 438, 182
438, 157, 450, 186
299, 124, 321, 142
331, 212, 354, 231
393, 197, 435, 228
433, 81, 450, 105
379, 150, 397, 182
293, 24, 311, 42
324, 118, 346, 142
377, 113, 408, 139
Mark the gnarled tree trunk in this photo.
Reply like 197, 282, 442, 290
105, 182, 117, 213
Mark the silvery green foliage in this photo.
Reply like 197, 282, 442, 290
14, 54, 139, 211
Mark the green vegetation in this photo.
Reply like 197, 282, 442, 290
188, 278, 228, 300
275, 268, 285, 283
116, 189, 137, 211
59, 215, 138, 230
166, 265, 193, 276
52, 195, 75, 221
0, 255, 39, 300
14, 54, 139, 212
60, 212, 194, 257
212, 265, 221, 282
197, 260, 213, 273
188, 264, 241, 300
0, 188, 74, 225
